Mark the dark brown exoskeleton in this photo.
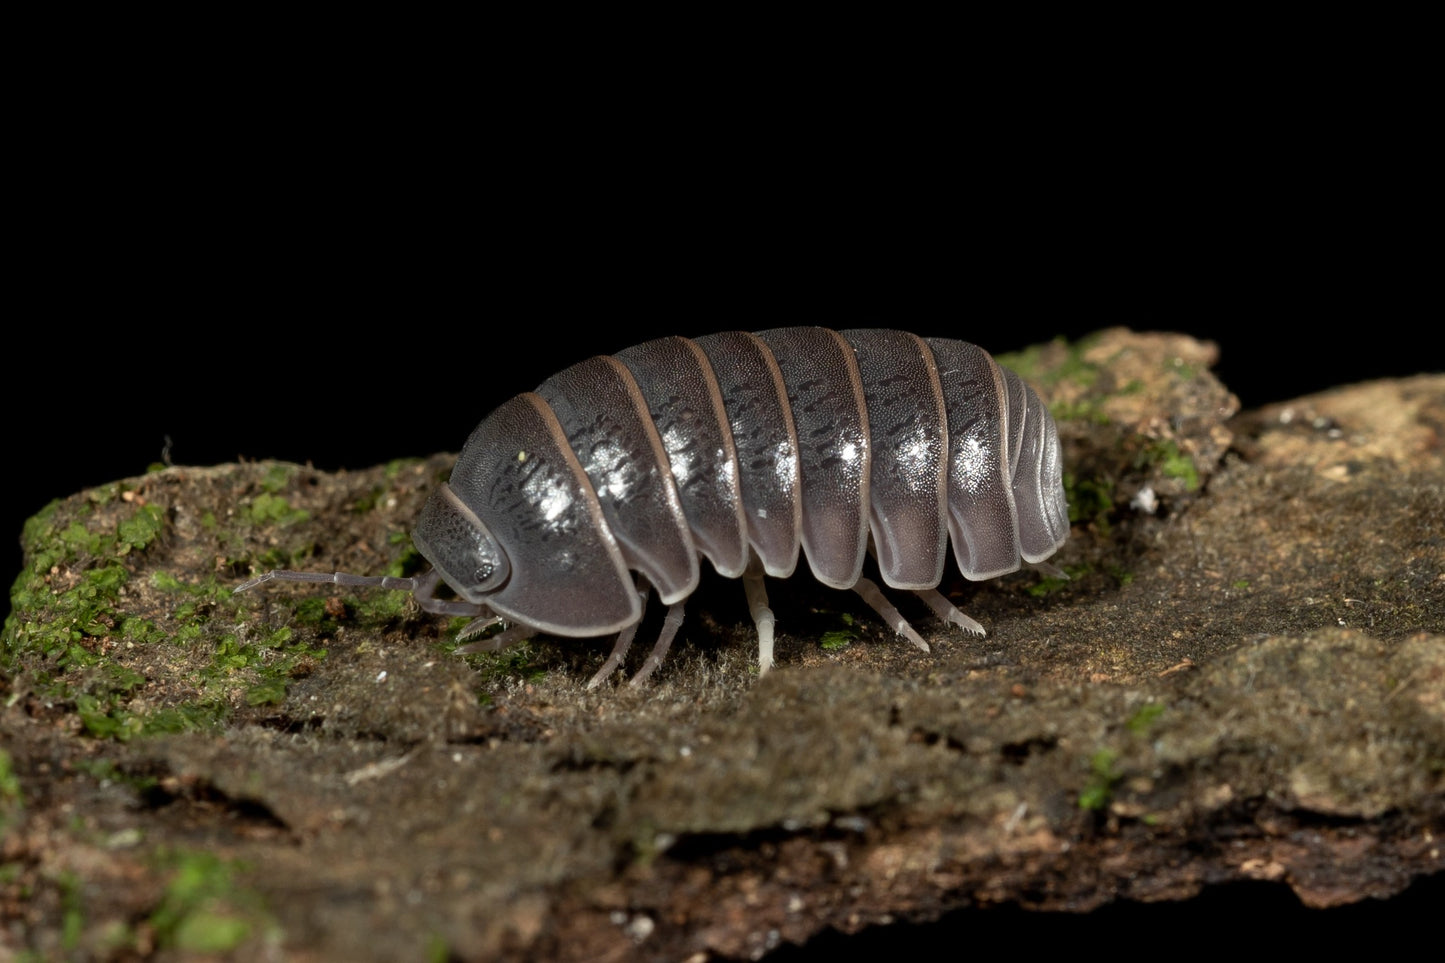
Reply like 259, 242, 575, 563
236, 328, 1069, 687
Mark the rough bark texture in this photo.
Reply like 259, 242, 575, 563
3, 329, 1442, 961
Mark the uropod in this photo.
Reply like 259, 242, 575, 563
236, 328, 1069, 687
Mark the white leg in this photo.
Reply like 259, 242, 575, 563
586, 575, 653, 689
456, 615, 503, 641
628, 600, 687, 687
456, 623, 536, 654
913, 588, 986, 637
586, 621, 641, 690
853, 577, 930, 652
742, 554, 776, 676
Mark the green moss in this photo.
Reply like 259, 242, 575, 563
86, 484, 123, 508
292, 596, 341, 631
0, 750, 22, 836
456, 638, 546, 686
426, 933, 452, 963
1050, 398, 1110, 425
244, 493, 310, 528
1140, 440, 1200, 491
143, 701, 229, 735
353, 590, 412, 623
259, 464, 297, 494
1026, 563, 1088, 598
3, 499, 174, 666
76, 694, 144, 741
60, 871, 84, 951
47, 662, 146, 725
995, 335, 1101, 389
384, 458, 420, 481
150, 570, 184, 592
59, 519, 109, 557
210, 635, 258, 673
1064, 473, 1115, 534
148, 850, 276, 954
1078, 748, 1119, 811
203, 629, 325, 711
385, 540, 424, 578
116, 504, 165, 554
192, 575, 237, 606
119, 616, 163, 645
75, 757, 159, 795
246, 679, 289, 706
1126, 702, 1166, 735
9, 467, 412, 758
819, 629, 856, 651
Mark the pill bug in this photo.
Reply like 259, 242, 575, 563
236, 328, 1069, 687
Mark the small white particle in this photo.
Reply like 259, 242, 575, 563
1003, 801, 1029, 834
375, 671, 387, 683
624, 915, 655, 942
1130, 486, 1158, 514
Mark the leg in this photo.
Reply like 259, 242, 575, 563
455, 622, 536, 654
234, 567, 490, 618
586, 574, 654, 689
586, 621, 642, 690
913, 588, 986, 637
742, 553, 777, 676
456, 615, 504, 641
627, 600, 687, 687
852, 577, 930, 652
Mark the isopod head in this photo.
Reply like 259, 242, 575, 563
410, 483, 509, 603
430, 392, 642, 637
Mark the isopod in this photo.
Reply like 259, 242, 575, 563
236, 328, 1069, 687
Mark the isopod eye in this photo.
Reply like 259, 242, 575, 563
412, 484, 511, 602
